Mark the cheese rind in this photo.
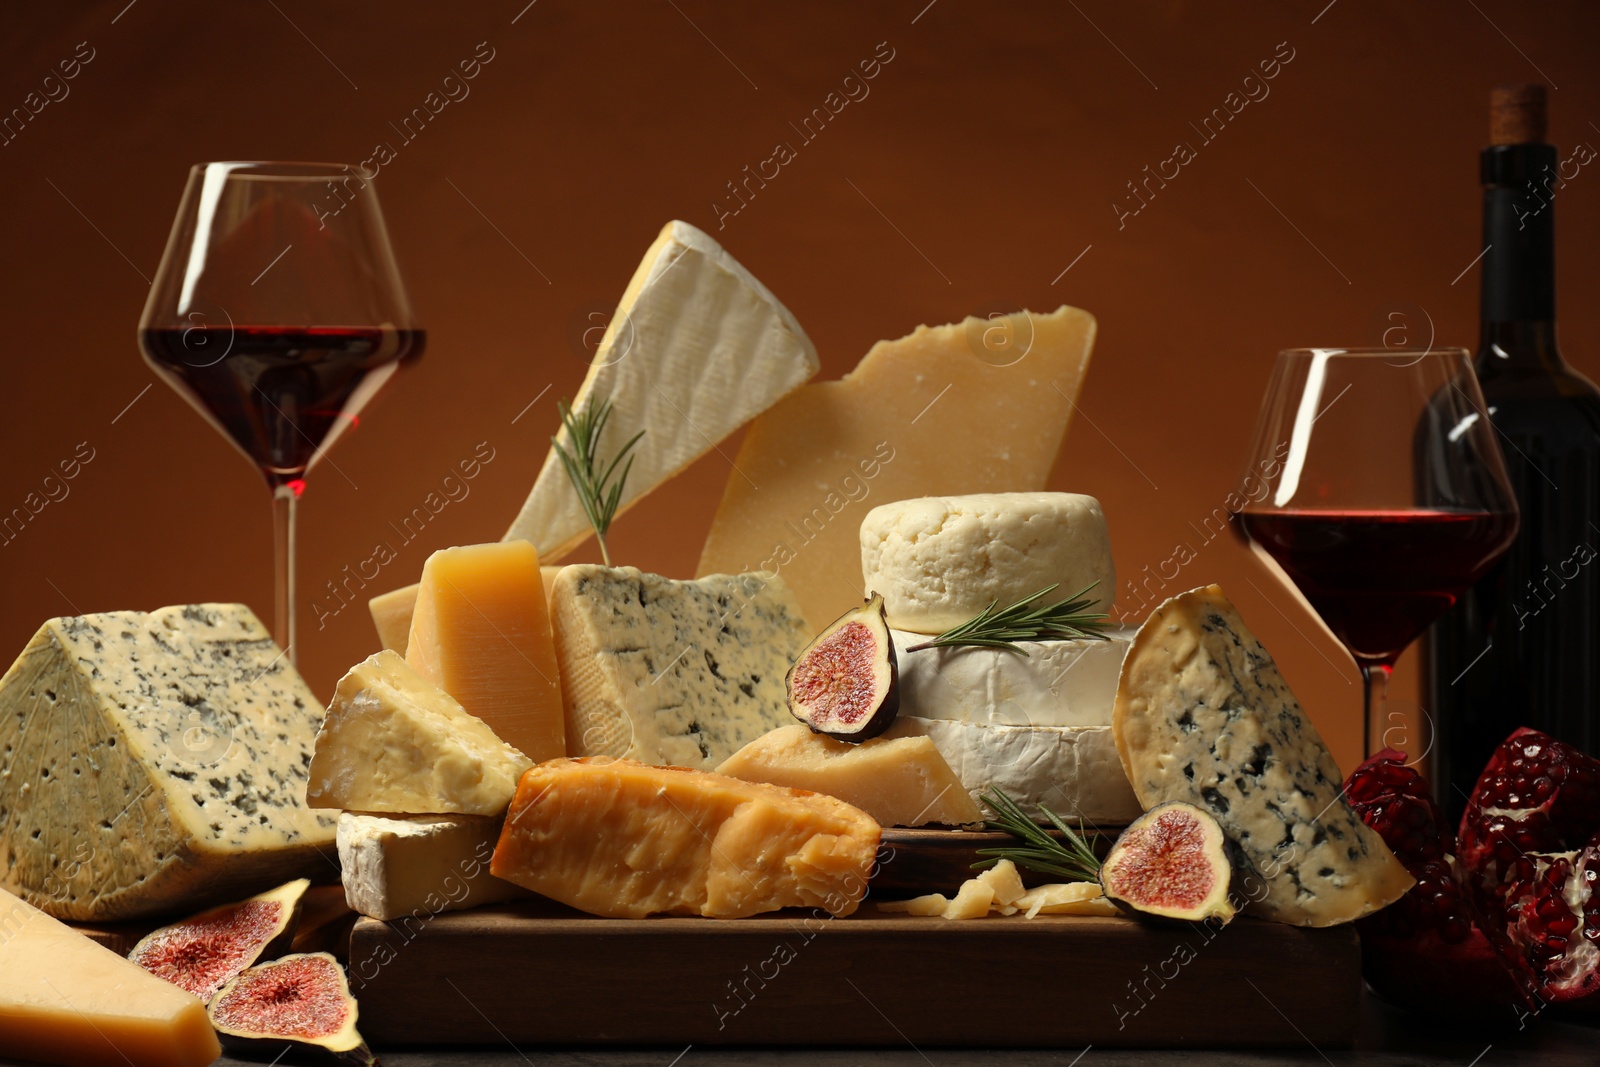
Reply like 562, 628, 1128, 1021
1113, 585, 1415, 927
861, 493, 1116, 634
491, 758, 881, 919
307, 650, 533, 816
891, 627, 1133, 728
886, 716, 1143, 825
552, 566, 810, 770
406, 542, 565, 763
504, 220, 819, 561
0, 605, 338, 921
0, 887, 222, 1067
337, 812, 527, 922
697, 306, 1096, 628
716, 724, 984, 827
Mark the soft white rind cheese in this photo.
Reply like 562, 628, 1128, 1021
0, 605, 338, 922
1113, 585, 1415, 927
504, 220, 819, 562
886, 715, 1143, 825
337, 812, 526, 922
553, 566, 812, 770
861, 492, 1116, 634
891, 626, 1133, 728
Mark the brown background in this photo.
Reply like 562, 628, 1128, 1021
2, 1, 1597, 775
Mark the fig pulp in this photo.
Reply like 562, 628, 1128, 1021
1099, 802, 1236, 924
208, 952, 377, 1066
785, 593, 898, 741
128, 877, 310, 1001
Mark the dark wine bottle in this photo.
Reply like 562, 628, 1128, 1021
1426, 85, 1600, 820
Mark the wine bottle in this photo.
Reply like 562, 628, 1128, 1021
1427, 84, 1600, 820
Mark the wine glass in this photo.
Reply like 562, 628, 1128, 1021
1235, 348, 1518, 761
139, 162, 424, 663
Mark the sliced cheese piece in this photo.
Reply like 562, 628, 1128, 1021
0, 605, 338, 922
976, 858, 1027, 907
861, 492, 1116, 633
716, 724, 983, 827
307, 650, 532, 816
552, 566, 810, 770
891, 626, 1133, 728
406, 542, 564, 762
337, 812, 527, 922
1017, 881, 1110, 918
697, 306, 1096, 627
369, 566, 564, 656
505, 220, 819, 561
0, 887, 221, 1067
876, 893, 948, 916
490, 757, 880, 919
1113, 585, 1415, 927
886, 716, 1142, 825
942, 878, 995, 920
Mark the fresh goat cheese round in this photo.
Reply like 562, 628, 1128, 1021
885, 715, 1143, 825
890, 626, 1134, 728
860, 493, 1115, 634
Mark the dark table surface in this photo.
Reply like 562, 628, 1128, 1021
187, 990, 1595, 1067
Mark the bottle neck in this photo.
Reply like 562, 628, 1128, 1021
1479, 142, 1563, 373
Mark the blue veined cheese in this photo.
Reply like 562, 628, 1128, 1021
1112, 585, 1414, 927
552, 566, 811, 770
0, 604, 338, 922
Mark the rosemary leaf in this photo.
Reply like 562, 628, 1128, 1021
972, 788, 1104, 882
905, 583, 1110, 655
551, 397, 644, 567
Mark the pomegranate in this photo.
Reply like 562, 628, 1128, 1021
1458, 728, 1600, 1012
1343, 749, 1519, 1017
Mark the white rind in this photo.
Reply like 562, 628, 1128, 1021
337, 812, 526, 922
860, 492, 1116, 634
886, 715, 1143, 825
890, 626, 1133, 728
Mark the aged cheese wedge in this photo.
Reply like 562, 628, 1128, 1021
406, 542, 564, 762
491, 757, 881, 919
308, 650, 533, 816
717, 724, 983, 827
697, 306, 1095, 627
0, 887, 221, 1067
337, 812, 527, 922
861, 492, 1116, 634
369, 565, 564, 656
504, 220, 819, 561
0, 605, 337, 922
1113, 585, 1415, 927
553, 566, 810, 770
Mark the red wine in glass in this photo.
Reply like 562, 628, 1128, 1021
1235, 348, 1518, 760
141, 325, 424, 486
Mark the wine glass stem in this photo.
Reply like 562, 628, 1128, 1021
1361, 662, 1392, 757
272, 482, 298, 666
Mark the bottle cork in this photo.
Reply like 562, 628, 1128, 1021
1489, 83, 1546, 145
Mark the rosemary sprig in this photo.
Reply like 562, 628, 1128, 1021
904, 582, 1109, 656
971, 788, 1103, 882
551, 396, 644, 567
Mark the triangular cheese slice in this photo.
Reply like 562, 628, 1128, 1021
504, 220, 819, 560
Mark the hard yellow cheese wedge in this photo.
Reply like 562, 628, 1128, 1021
406, 542, 565, 762
369, 566, 564, 657
717, 724, 984, 827
0, 887, 221, 1067
491, 757, 881, 919
696, 306, 1095, 627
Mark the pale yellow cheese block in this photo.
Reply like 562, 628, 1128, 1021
370, 566, 563, 656
406, 543, 565, 762
717, 724, 983, 827
696, 306, 1096, 627
491, 757, 881, 919
0, 887, 221, 1067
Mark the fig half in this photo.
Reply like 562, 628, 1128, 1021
1099, 802, 1237, 924
785, 593, 899, 742
208, 952, 377, 1066
128, 877, 310, 1001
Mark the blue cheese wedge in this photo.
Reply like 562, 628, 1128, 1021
0, 605, 338, 922
552, 566, 811, 770
1112, 585, 1414, 927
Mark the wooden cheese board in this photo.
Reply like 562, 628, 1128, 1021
873, 826, 1122, 892
347, 899, 1361, 1048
